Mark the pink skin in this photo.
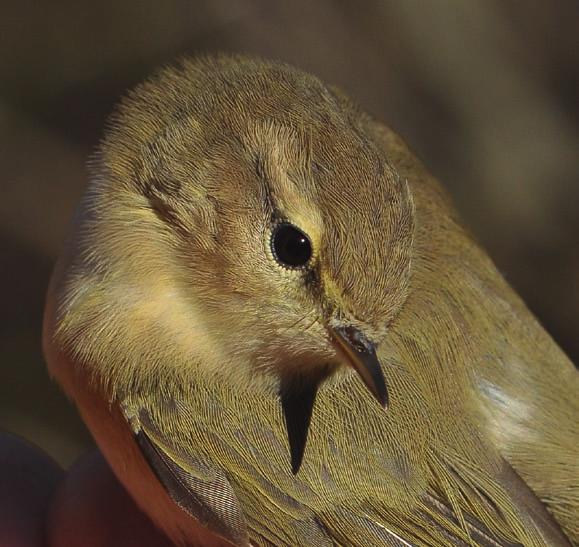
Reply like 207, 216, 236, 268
0, 433, 173, 547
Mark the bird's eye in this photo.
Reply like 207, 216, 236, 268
271, 223, 312, 268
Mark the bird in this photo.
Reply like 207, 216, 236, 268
42, 55, 578, 546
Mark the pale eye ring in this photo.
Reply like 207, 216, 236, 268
271, 223, 312, 268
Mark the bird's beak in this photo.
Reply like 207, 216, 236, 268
281, 326, 389, 475
331, 326, 389, 409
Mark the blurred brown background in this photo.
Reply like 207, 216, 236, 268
1, 1, 578, 467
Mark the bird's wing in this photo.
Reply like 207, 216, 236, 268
127, 403, 345, 546
127, 406, 251, 547
363, 115, 578, 543
125, 399, 570, 547
129, 404, 411, 546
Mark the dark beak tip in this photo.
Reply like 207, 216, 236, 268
370, 380, 389, 410
381, 395, 389, 410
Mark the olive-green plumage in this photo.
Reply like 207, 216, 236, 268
44, 56, 578, 546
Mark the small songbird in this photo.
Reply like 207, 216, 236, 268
43, 55, 578, 546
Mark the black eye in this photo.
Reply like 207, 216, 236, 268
271, 223, 312, 268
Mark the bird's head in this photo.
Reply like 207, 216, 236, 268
56, 56, 415, 471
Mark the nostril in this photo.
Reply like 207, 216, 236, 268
337, 326, 374, 354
